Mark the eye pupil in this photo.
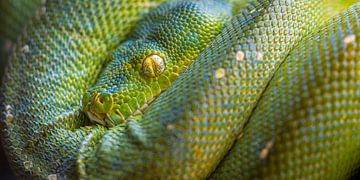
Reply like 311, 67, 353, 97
142, 54, 165, 77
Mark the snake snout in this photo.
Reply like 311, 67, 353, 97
85, 92, 113, 113
82, 92, 117, 126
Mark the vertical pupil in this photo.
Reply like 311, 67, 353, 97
142, 54, 165, 77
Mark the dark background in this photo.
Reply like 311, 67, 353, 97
0, 141, 15, 179
0, 36, 16, 179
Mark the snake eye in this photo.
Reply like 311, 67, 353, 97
142, 54, 165, 77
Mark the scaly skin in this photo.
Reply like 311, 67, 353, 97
0, 0, 360, 179
1, 0, 169, 178
211, 3, 360, 179
82, 0, 232, 127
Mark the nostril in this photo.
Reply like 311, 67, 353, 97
92, 93, 114, 113
98, 96, 105, 104
100, 93, 112, 103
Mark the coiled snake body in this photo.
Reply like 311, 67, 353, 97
1, 0, 360, 179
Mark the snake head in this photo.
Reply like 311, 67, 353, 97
82, 0, 231, 127
82, 44, 170, 126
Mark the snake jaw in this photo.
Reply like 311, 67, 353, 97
84, 108, 126, 127
82, 90, 143, 127
106, 110, 125, 127
83, 90, 158, 127
85, 111, 107, 126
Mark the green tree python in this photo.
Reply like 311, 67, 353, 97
0, 0, 359, 179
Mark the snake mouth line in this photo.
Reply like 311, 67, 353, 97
86, 111, 107, 126
86, 96, 157, 127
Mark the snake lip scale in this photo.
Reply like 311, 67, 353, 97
84, 95, 156, 126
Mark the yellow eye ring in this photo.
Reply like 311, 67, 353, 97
142, 54, 165, 77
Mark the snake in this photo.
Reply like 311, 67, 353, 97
0, 0, 359, 179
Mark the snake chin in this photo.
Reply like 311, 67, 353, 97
86, 111, 107, 126
85, 96, 157, 127
85, 110, 124, 127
